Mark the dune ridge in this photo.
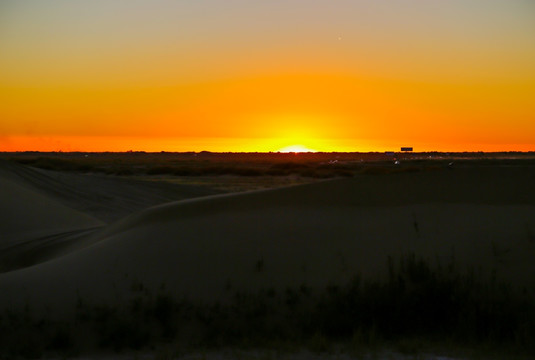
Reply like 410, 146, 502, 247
95, 165, 535, 236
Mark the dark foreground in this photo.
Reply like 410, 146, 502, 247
1, 255, 534, 359
0, 152, 534, 359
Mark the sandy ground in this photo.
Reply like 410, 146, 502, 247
1, 161, 534, 315
1, 159, 534, 358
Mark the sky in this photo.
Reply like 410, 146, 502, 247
1, 0, 534, 152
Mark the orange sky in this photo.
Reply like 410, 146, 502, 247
1, 1, 534, 152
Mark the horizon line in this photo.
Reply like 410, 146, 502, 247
2, 150, 535, 155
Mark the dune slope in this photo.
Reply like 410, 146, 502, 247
0, 159, 221, 222
0, 175, 103, 246
0, 160, 225, 271
0, 175, 104, 271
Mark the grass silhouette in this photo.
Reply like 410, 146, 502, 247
1, 253, 534, 358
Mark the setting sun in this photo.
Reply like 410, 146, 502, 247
277, 145, 317, 153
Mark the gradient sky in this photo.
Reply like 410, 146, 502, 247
1, 0, 534, 152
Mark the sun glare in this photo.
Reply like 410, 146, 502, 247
277, 145, 317, 153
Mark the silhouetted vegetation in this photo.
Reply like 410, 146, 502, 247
0, 151, 535, 183
1, 254, 534, 358
4, 151, 534, 181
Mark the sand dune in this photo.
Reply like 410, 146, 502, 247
1, 165, 534, 318
0, 159, 221, 223
0, 227, 102, 273
0, 160, 221, 272
0, 174, 104, 272
0, 175, 103, 247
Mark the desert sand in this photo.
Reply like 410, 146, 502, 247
1, 158, 534, 357
1, 160, 534, 311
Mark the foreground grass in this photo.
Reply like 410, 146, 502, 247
1, 254, 534, 359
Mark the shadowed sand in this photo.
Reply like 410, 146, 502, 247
0, 160, 221, 272
0, 159, 221, 223
1, 161, 534, 319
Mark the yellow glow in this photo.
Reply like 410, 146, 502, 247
277, 145, 317, 153
2, 135, 534, 153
